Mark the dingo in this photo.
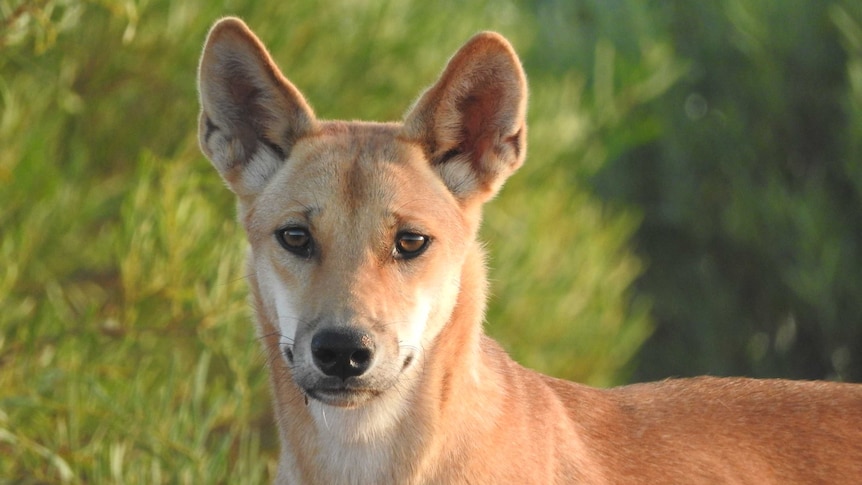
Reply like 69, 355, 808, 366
198, 17, 862, 484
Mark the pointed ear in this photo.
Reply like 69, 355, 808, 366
403, 32, 527, 202
197, 17, 316, 199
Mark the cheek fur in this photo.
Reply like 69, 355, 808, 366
258, 263, 302, 346
399, 293, 433, 351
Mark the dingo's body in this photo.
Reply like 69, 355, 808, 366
197, 18, 862, 484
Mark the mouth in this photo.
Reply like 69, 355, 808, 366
305, 387, 381, 408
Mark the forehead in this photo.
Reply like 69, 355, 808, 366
253, 122, 460, 230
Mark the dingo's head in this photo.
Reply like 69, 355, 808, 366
198, 18, 526, 409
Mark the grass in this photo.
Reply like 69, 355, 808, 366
0, 0, 665, 481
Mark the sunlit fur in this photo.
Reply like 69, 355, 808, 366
199, 17, 862, 484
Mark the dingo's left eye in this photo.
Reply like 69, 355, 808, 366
395, 232, 430, 259
276, 227, 313, 258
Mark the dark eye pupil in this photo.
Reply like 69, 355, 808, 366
396, 233, 428, 256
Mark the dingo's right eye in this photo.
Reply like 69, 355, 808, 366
275, 227, 313, 258
395, 232, 430, 260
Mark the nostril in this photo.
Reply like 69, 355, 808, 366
312, 348, 337, 366
351, 349, 371, 367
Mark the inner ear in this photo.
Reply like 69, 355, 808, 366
458, 86, 508, 160
215, 68, 275, 156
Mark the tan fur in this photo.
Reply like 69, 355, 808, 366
198, 17, 862, 484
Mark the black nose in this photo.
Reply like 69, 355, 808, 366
310, 328, 375, 380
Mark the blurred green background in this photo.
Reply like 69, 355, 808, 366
2, 0, 861, 482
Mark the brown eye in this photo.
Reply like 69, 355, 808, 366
275, 227, 313, 258
395, 232, 430, 259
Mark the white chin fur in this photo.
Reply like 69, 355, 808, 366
307, 387, 412, 445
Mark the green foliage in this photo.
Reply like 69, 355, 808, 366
1, 143, 270, 481
585, 0, 862, 381
1, 0, 653, 481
